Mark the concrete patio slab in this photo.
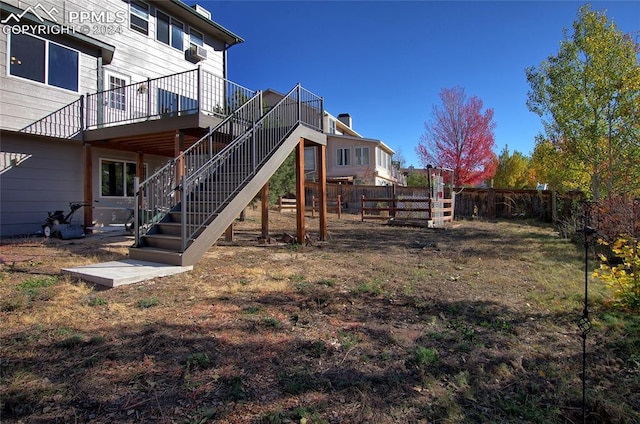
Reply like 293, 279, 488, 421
62, 259, 193, 288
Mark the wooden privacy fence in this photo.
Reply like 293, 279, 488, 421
453, 188, 584, 222
277, 197, 297, 212
360, 195, 453, 225
278, 195, 343, 218
305, 182, 584, 223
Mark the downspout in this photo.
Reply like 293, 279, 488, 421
223, 43, 229, 81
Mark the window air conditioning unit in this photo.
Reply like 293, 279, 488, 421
188, 44, 207, 61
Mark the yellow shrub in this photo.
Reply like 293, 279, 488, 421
593, 237, 640, 310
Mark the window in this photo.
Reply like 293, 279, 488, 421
156, 11, 184, 50
157, 88, 198, 115
304, 147, 316, 171
9, 33, 79, 91
156, 11, 169, 44
337, 148, 350, 166
376, 149, 391, 170
355, 147, 369, 165
171, 19, 184, 50
130, 0, 149, 35
101, 160, 140, 197
328, 119, 336, 134
190, 28, 204, 47
108, 75, 127, 111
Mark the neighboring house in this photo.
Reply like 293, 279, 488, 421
313, 112, 404, 186
0, 0, 326, 265
263, 89, 403, 186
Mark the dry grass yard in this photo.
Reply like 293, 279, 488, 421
1, 209, 639, 423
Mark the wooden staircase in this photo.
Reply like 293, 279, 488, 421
128, 85, 325, 266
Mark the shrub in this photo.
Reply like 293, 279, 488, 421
136, 297, 159, 308
18, 276, 58, 299
594, 236, 640, 310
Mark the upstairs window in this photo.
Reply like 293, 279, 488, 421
190, 28, 204, 47
156, 11, 184, 50
130, 0, 149, 35
9, 33, 79, 92
328, 119, 336, 134
355, 147, 369, 165
337, 148, 350, 166
171, 19, 184, 50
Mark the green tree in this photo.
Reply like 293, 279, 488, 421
529, 137, 590, 192
526, 5, 640, 199
492, 145, 532, 189
405, 171, 428, 187
267, 152, 296, 205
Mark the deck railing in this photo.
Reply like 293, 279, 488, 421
85, 68, 255, 129
20, 69, 255, 137
20, 97, 84, 138
134, 84, 324, 250
179, 84, 323, 250
133, 90, 263, 246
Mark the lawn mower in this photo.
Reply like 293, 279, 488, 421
42, 202, 89, 239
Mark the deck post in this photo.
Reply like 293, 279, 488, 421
295, 138, 305, 243
261, 183, 269, 237
317, 144, 327, 240
225, 224, 234, 241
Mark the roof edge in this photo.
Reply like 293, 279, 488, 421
169, 0, 244, 47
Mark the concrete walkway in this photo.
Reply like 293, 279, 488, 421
63, 259, 193, 288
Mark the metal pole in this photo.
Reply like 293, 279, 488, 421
578, 203, 595, 424
134, 177, 140, 246
181, 175, 187, 251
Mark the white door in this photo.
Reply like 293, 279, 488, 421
103, 71, 130, 125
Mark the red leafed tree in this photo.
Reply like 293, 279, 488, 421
416, 86, 497, 186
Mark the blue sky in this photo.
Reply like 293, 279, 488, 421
202, 1, 639, 167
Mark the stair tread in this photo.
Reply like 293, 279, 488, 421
142, 233, 181, 240
130, 246, 183, 255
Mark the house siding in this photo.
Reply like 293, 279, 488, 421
0, 134, 85, 236
1, 0, 227, 131
0, 133, 172, 236
0, 0, 239, 236
0, 31, 100, 131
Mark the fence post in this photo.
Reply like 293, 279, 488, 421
337, 194, 342, 219
488, 188, 496, 219
392, 184, 397, 218
361, 195, 365, 221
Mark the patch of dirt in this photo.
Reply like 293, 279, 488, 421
1, 209, 638, 423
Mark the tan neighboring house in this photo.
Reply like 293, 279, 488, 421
304, 112, 404, 186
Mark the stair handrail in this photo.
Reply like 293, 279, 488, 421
134, 90, 263, 245
178, 84, 324, 250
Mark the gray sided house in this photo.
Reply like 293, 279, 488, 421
0, 0, 327, 265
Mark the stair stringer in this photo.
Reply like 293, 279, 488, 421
179, 124, 325, 266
